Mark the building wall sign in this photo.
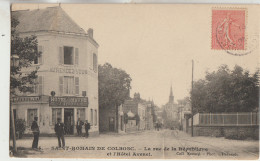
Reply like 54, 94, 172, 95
11, 96, 41, 103
50, 67, 88, 74
49, 96, 88, 107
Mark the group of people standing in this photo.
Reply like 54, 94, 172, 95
154, 122, 162, 131
76, 118, 91, 138
30, 117, 91, 149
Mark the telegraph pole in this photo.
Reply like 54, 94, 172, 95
191, 60, 194, 137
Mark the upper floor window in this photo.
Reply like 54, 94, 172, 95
59, 76, 79, 96
93, 53, 97, 72
64, 76, 74, 95
64, 46, 74, 65
33, 76, 44, 95
34, 56, 38, 64
34, 45, 43, 65
59, 46, 79, 66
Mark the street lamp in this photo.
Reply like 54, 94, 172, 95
10, 54, 19, 153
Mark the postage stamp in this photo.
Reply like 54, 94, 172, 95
6, 3, 259, 160
212, 8, 246, 51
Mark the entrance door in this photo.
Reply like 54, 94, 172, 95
64, 108, 74, 135
109, 117, 115, 132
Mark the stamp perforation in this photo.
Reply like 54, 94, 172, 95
211, 7, 249, 55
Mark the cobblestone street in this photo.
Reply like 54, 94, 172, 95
12, 129, 259, 159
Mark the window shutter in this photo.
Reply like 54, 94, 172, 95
59, 47, 64, 65
38, 76, 43, 95
75, 77, 79, 95
38, 46, 43, 64
75, 48, 79, 65
59, 76, 63, 95
34, 78, 38, 94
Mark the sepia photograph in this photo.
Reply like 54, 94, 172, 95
8, 3, 259, 159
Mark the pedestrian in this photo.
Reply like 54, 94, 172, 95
54, 118, 65, 148
84, 120, 90, 138
76, 118, 83, 136
31, 117, 40, 150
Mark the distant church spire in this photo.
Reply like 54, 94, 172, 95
169, 85, 174, 103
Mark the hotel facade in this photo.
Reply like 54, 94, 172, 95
11, 7, 99, 135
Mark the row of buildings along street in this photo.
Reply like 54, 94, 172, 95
10, 6, 189, 137
9, 5, 259, 159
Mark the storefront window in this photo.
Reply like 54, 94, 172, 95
90, 109, 93, 125
94, 110, 97, 126
27, 109, 37, 126
52, 108, 62, 124
77, 108, 85, 121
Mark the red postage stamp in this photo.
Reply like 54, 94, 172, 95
212, 9, 246, 50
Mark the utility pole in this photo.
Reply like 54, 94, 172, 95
10, 101, 17, 153
10, 55, 19, 153
191, 60, 194, 137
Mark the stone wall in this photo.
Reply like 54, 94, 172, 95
187, 126, 259, 139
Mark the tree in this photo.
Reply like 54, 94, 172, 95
191, 65, 259, 113
177, 97, 190, 107
98, 63, 132, 131
98, 63, 132, 108
10, 15, 40, 154
11, 16, 40, 95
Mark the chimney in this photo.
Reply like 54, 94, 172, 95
88, 28, 93, 38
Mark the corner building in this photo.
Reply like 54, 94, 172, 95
11, 7, 99, 136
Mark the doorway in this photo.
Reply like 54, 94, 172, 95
64, 108, 74, 135
109, 117, 115, 132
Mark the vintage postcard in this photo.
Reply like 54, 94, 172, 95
9, 3, 259, 159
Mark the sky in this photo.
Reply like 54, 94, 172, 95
12, 4, 259, 106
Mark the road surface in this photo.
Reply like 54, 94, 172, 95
11, 129, 259, 159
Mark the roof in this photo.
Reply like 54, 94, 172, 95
12, 7, 86, 35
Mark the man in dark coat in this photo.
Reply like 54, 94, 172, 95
84, 120, 90, 138
31, 117, 40, 149
54, 118, 65, 148
76, 118, 83, 136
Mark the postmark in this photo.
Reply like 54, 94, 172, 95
211, 8, 258, 56
212, 8, 246, 50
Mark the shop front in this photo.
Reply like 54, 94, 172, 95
11, 96, 49, 134
49, 96, 88, 135
11, 96, 88, 135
